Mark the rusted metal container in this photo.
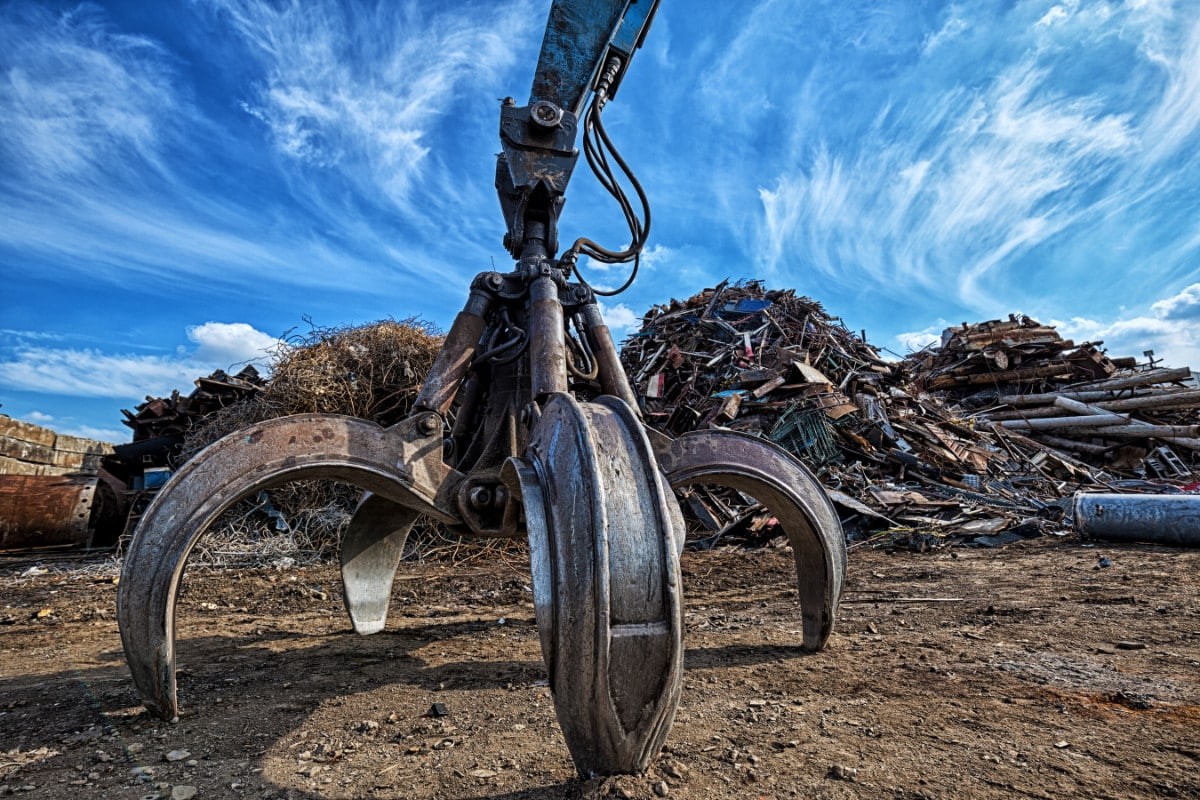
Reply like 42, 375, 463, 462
0, 416, 123, 549
0, 474, 97, 549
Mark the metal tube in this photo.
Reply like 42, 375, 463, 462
529, 275, 568, 397
1075, 493, 1200, 546
999, 414, 1131, 431
414, 287, 492, 415
581, 302, 640, 413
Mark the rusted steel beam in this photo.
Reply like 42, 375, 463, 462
1032, 434, 1113, 455
529, 275, 569, 398
928, 362, 1074, 389
998, 414, 1130, 431
581, 302, 640, 412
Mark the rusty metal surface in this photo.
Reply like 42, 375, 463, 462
506, 393, 682, 776
656, 429, 846, 651
413, 290, 491, 416
117, 0, 845, 780
0, 474, 95, 549
582, 302, 641, 413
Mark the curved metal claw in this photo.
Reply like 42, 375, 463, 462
655, 429, 846, 652
117, 414, 438, 721
503, 394, 683, 776
341, 493, 419, 635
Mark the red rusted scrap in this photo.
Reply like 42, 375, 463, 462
120, 365, 265, 442
907, 314, 1115, 394
0, 474, 96, 550
0, 415, 126, 549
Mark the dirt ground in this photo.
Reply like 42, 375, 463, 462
2, 535, 1199, 800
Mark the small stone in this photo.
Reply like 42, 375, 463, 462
186, 760, 198, 767
355, 720, 379, 735
127, 743, 145, 754
468, 769, 496, 779
95, 751, 112, 763
164, 749, 191, 762
653, 779, 670, 796
829, 764, 858, 781
427, 703, 449, 718
131, 766, 155, 779
663, 762, 684, 780
1054, 741, 1070, 749
1115, 641, 1147, 651
171, 786, 197, 800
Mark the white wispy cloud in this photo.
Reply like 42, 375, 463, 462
893, 323, 946, 354
0, 4, 176, 180
754, 54, 1135, 309
687, 1, 1200, 324
209, 0, 534, 212
0, 1, 527, 302
597, 301, 641, 341
0, 322, 280, 400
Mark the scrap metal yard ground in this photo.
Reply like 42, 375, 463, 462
2, 538, 1199, 799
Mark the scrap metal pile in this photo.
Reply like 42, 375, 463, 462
620, 282, 1199, 548
120, 366, 266, 443
101, 366, 268, 493
913, 317, 1200, 477
906, 315, 1134, 393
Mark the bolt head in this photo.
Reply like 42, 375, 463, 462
468, 485, 492, 509
529, 100, 564, 129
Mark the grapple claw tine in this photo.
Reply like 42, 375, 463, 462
513, 394, 683, 776
655, 429, 847, 651
340, 493, 419, 634
117, 414, 429, 720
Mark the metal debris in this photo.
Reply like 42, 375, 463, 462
620, 284, 1199, 548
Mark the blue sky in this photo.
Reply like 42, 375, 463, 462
3, 0, 1199, 443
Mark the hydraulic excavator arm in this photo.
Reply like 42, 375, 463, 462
496, 0, 659, 262
117, 0, 847, 780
